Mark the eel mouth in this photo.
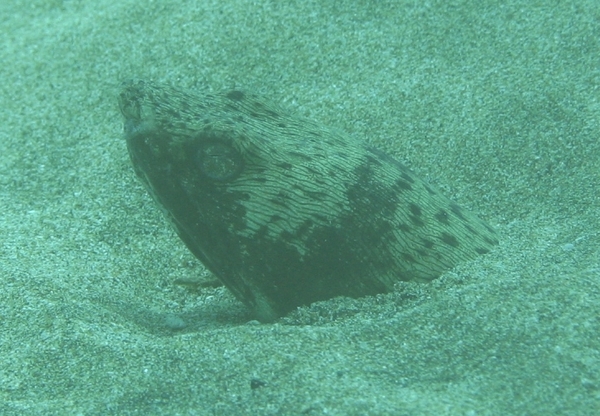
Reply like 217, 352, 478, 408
118, 82, 157, 143
118, 81, 141, 116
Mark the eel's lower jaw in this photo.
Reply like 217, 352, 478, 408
124, 118, 155, 141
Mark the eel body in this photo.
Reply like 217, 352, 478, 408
118, 80, 498, 322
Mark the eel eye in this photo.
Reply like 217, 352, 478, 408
196, 140, 243, 181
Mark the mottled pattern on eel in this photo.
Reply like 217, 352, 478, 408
118, 80, 498, 322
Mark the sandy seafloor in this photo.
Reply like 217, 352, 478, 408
1, 0, 599, 414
